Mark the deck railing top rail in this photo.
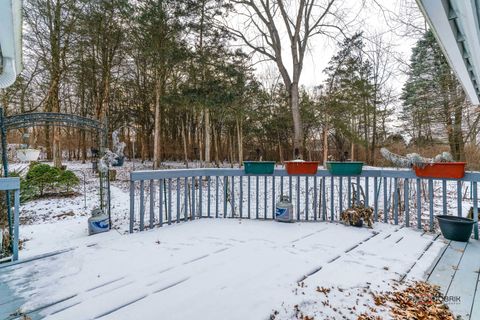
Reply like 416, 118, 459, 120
131, 168, 480, 182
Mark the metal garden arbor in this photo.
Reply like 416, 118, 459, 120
0, 108, 112, 236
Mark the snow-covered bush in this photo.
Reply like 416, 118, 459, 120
22, 163, 79, 200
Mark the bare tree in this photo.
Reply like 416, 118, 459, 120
226, 0, 346, 158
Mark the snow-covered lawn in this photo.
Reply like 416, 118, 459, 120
2, 219, 445, 320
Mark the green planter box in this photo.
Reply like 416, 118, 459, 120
244, 161, 275, 174
326, 161, 364, 176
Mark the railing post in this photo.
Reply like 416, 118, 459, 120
416, 178, 422, 230
404, 179, 409, 227
296, 176, 300, 220
129, 180, 135, 233
176, 178, 180, 223
428, 179, 434, 232
149, 180, 154, 228
264, 176, 268, 219
139, 180, 145, 231
383, 177, 388, 223
330, 176, 334, 221
473, 182, 478, 239
373, 176, 378, 221
313, 176, 318, 221
394, 177, 399, 225
13, 189, 19, 261
339, 177, 343, 214
457, 181, 462, 217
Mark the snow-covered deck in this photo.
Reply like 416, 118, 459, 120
1, 219, 447, 320
428, 239, 480, 319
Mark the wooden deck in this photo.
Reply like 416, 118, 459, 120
428, 239, 480, 320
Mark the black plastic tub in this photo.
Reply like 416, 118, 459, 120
436, 215, 474, 242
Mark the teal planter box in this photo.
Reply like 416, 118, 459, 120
326, 161, 364, 176
244, 161, 275, 174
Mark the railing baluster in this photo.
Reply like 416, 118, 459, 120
330, 176, 334, 221
356, 176, 361, 205
208, 176, 211, 218
365, 177, 369, 207
168, 178, 172, 225
240, 176, 243, 218
296, 176, 300, 220
305, 177, 309, 220
347, 177, 351, 207
149, 180, 154, 228
339, 177, 343, 214
256, 176, 259, 219
322, 177, 326, 221
129, 180, 135, 233
280, 176, 284, 197
289, 176, 293, 202
393, 177, 399, 225
313, 176, 318, 221
457, 181, 462, 217
405, 178, 409, 227
184, 177, 188, 221
216, 176, 219, 218
473, 182, 478, 239
160, 179, 164, 226
272, 176, 276, 219
199, 176, 203, 218
191, 177, 196, 220
416, 178, 422, 230
428, 179, 434, 231
176, 178, 180, 223
383, 177, 388, 223
140, 180, 145, 231
264, 176, 267, 219
373, 177, 378, 221
232, 176, 235, 218
248, 175, 251, 219
224, 176, 228, 218
442, 180, 447, 215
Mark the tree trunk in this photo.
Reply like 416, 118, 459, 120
182, 120, 189, 168
290, 82, 304, 159
322, 125, 328, 166
153, 77, 161, 169
236, 117, 243, 167
204, 109, 211, 164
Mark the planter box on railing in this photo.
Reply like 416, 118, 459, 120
16, 148, 40, 162
243, 161, 275, 174
284, 161, 319, 175
326, 161, 364, 176
413, 162, 466, 179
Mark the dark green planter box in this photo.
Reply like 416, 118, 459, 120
326, 161, 364, 176
244, 161, 275, 174
436, 215, 474, 242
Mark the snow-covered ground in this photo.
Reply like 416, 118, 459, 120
0, 161, 454, 319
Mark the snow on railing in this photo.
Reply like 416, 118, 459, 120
129, 168, 480, 239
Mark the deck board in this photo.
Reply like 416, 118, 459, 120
428, 241, 467, 294
446, 240, 480, 319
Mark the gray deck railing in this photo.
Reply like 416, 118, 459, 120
129, 168, 480, 239
0, 177, 20, 261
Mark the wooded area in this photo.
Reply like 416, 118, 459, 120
1, 0, 479, 168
